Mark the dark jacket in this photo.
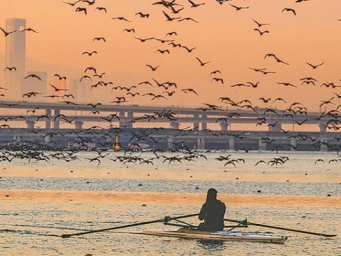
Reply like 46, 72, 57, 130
198, 200, 226, 231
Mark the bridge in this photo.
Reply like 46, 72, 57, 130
0, 100, 334, 132
0, 100, 340, 151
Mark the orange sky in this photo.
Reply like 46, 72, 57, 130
0, 0, 341, 111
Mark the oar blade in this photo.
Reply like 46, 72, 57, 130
61, 213, 198, 238
224, 218, 337, 238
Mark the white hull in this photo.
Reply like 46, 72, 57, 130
143, 228, 287, 244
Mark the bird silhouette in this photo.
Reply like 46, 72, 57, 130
211, 77, 224, 84
134, 37, 154, 42
93, 37, 106, 42
166, 31, 177, 36
20, 28, 38, 33
112, 17, 131, 22
95, 7, 107, 13
188, 0, 205, 7
306, 62, 324, 69
282, 8, 296, 15
230, 4, 249, 11
196, 57, 210, 66
0, 27, 16, 36
178, 17, 199, 23
82, 51, 97, 56
182, 88, 199, 95
54, 74, 67, 80
162, 11, 180, 21
122, 28, 135, 33
63, 0, 81, 6
252, 19, 270, 27
75, 7, 87, 15
135, 12, 150, 18
4, 67, 16, 71
24, 74, 43, 81
182, 45, 196, 53
155, 48, 170, 54
50, 84, 68, 92
254, 28, 269, 35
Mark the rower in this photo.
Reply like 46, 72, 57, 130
198, 188, 226, 231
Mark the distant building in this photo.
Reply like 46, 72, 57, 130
4, 18, 26, 100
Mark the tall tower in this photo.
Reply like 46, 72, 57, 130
4, 18, 26, 100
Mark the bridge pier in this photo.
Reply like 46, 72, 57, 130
319, 122, 327, 133
220, 122, 228, 132
228, 137, 234, 150
46, 109, 52, 129
167, 136, 174, 149
290, 138, 296, 151
26, 121, 35, 129
259, 139, 266, 151
201, 114, 207, 130
75, 120, 83, 129
320, 138, 328, 152
170, 121, 179, 130
45, 135, 51, 144
53, 109, 59, 129
125, 110, 133, 128
193, 114, 199, 129
119, 111, 126, 127
197, 137, 205, 149
13, 135, 21, 143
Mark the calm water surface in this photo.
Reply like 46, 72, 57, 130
0, 150, 340, 256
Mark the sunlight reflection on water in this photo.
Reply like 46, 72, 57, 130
0, 151, 340, 255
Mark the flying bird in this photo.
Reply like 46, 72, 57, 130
166, 31, 177, 36
162, 11, 180, 21
4, 67, 16, 71
155, 49, 170, 54
82, 51, 97, 56
75, 7, 87, 15
20, 28, 39, 33
0, 27, 16, 36
182, 45, 196, 53
229, 4, 249, 11
146, 64, 160, 71
178, 17, 199, 23
93, 37, 106, 42
188, 0, 205, 7
54, 74, 67, 80
306, 62, 324, 69
24, 74, 43, 81
135, 12, 150, 18
50, 83, 68, 92
182, 88, 199, 95
254, 28, 269, 36
112, 17, 131, 22
122, 28, 135, 33
95, 7, 107, 13
63, 0, 81, 6
196, 57, 210, 66
282, 8, 296, 15
252, 19, 270, 27
211, 78, 224, 84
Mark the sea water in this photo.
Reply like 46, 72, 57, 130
0, 150, 340, 256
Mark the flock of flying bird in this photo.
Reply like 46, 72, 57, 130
1, 0, 341, 168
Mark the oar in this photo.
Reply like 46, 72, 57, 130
61, 213, 198, 238
225, 218, 336, 237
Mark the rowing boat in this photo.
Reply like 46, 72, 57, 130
143, 228, 288, 244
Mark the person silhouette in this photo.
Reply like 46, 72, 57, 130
198, 188, 226, 231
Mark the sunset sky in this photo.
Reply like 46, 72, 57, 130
0, 0, 340, 111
